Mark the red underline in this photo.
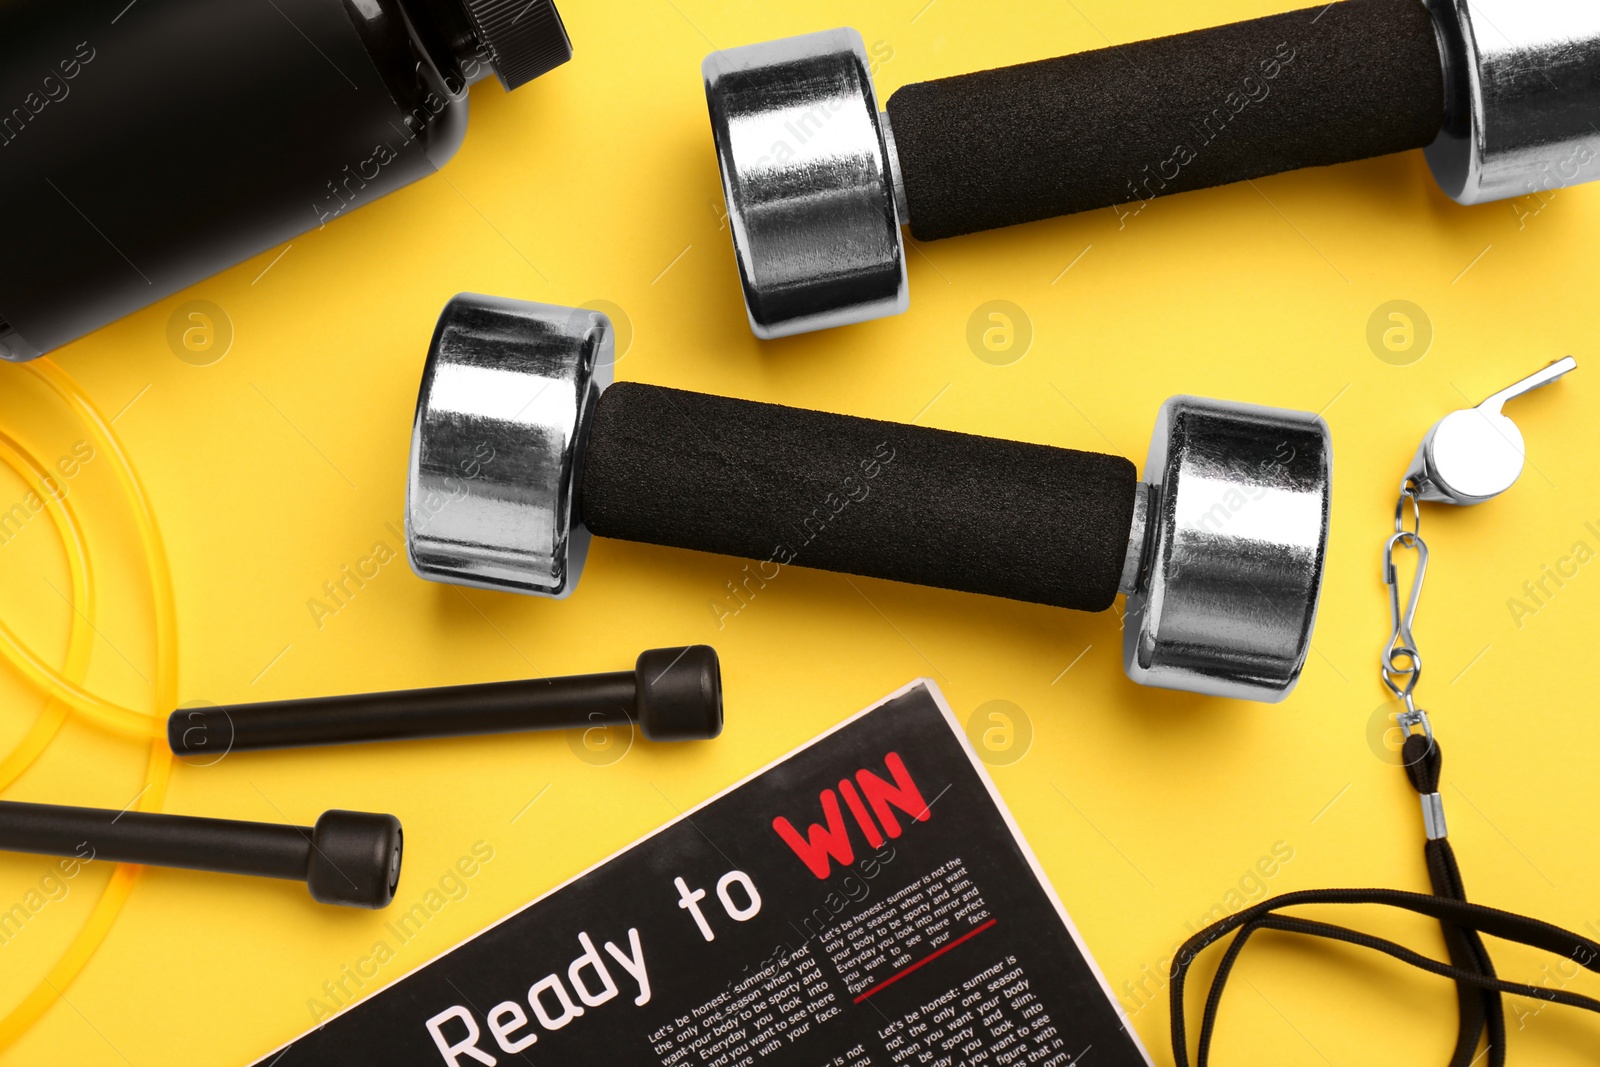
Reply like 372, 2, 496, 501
851, 918, 998, 1003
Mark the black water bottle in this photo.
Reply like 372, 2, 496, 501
0, 0, 571, 361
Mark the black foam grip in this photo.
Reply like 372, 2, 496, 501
578, 383, 1137, 613
886, 0, 1446, 241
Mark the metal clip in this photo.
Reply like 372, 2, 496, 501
1396, 704, 1433, 746
1403, 356, 1576, 505
1382, 529, 1429, 701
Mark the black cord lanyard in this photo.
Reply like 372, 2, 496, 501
1168, 731, 1600, 1066
1170, 461, 1598, 1065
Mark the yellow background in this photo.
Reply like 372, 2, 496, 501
2, 0, 1597, 1063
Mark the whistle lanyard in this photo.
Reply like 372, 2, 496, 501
1169, 361, 1600, 1066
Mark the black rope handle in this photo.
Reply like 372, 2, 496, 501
1169, 736, 1600, 1066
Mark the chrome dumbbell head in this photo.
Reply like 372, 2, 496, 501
703, 29, 908, 339
1425, 0, 1600, 204
406, 294, 612, 597
1121, 398, 1333, 703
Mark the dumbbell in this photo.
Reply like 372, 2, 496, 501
702, 0, 1600, 337
404, 294, 1332, 702
0, 800, 402, 908
167, 646, 722, 757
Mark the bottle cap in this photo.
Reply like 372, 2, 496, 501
460, 0, 573, 90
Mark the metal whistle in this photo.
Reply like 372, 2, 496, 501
1403, 357, 1577, 505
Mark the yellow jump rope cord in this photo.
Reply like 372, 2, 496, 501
0, 430, 94, 791
0, 358, 178, 1051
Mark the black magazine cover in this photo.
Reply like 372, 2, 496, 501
253, 680, 1151, 1066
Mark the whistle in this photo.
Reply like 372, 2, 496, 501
1404, 357, 1577, 505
